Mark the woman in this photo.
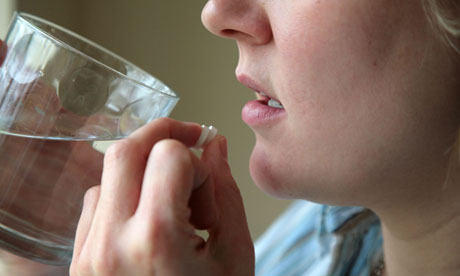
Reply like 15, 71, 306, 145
3, 0, 460, 275
201, 0, 460, 275
69, 0, 460, 275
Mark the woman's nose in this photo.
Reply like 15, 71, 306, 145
201, 0, 272, 45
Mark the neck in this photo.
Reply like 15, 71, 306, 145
373, 151, 460, 276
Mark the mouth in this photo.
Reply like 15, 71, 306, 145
237, 74, 284, 109
258, 92, 284, 109
237, 74, 286, 127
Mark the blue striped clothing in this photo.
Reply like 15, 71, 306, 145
255, 201, 383, 276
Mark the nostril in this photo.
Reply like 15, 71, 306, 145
220, 29, 238, 37
201, 1, 272, 44
220, 29, 258, 42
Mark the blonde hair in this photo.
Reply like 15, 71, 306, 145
423, 1, 460, 187
423, 0, 460, 52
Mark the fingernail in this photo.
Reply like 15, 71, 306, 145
219, 136, 228, 160
193, 125, 218, 149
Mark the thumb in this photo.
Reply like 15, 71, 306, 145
201, 136, 254, 256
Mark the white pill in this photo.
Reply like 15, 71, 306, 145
193, 125, 217, 149
203, 125, 218, 147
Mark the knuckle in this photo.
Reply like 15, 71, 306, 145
70, 251, 94, 276
83, 185, 100, 205
118, 227, 158, 272
151, 139, 191, 165
146, 117, 174, 132
90, 247, 117, 276
104, 139, 137, 164
70, 261, 92, 276
126, 239, 155, 267
75, 235, 118, 276
153, 117, 173, 125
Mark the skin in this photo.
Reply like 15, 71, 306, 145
204, 0, 460, 205
0, 119, 255, 276
69, 119, 254, 276
202, 0, 460, 275
2, 0, 460, 275
0, 39, 253, 275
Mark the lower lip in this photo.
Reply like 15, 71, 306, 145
242, 99, 286, 127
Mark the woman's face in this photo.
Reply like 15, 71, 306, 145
202, 0, 460, 206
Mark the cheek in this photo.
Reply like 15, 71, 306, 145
248, 129, 344, 201
272, 0, 397, 98
251, 1, 459, 204
248, 112, 403, 203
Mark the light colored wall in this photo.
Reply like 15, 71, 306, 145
0, 0, 15, 38
16, 0, 292, 239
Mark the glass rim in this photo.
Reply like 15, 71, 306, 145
13, 11, 179, 100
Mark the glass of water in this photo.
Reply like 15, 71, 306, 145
0, 12, 179, 265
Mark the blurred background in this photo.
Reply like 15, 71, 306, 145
0, 0, 291, 239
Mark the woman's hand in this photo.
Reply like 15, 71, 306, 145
69, 118, 255, 276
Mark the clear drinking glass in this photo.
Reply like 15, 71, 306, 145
0, 12, 179, 265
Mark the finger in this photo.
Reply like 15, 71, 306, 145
134, 139, 216, 253
129, 117, 203, 152
204, 137, 255, 276
188, 171, 216, 230
136, 139, 216, 230
95, 118, 203, 223
202, 136, 255, 272
96, 139, 145, 223
202, 136, 253, 246
72, 185, 100, 261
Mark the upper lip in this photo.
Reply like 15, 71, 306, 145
236, 74, 281, 103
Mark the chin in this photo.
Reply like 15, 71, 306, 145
248, 148, 299, 199
248, 145, 371, 206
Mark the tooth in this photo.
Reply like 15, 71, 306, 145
268, 99, 284, 109
260, 92, 267, 97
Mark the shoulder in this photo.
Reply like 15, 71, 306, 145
255, 201, 382, 276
